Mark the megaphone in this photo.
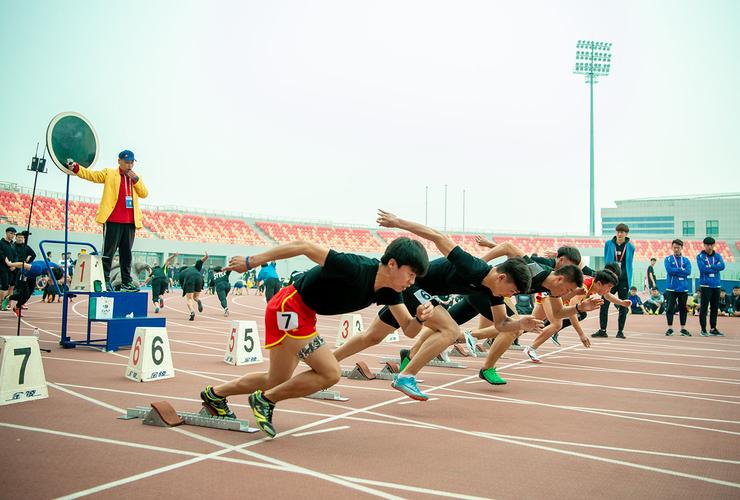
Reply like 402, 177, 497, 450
46, 112, 99, 175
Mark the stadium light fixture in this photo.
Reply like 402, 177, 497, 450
574, 39, 612, 236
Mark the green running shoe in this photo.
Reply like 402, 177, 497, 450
249, 390, 276, 438
0, 297, 8, 311
399, 348, 411, 372
479, 367, 507, 385
200, 386, 236, 418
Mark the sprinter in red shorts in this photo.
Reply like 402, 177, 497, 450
199, 233, 432, 438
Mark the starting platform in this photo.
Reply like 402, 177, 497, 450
305, 389, 349, 401
383, 355, 466, 369
341, 361, 400, 381
118, 401, 258, 433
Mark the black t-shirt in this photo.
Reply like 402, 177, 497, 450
293, 250, 402, 315
647, 265, 656, 286
213, 270, 231, 287
151, 265, 166, 279
734, 295, 740, 311
0, 239, 17, 269
614, 240, 628, 284
14, 243, 35, 264
415, 246, 503, 307
522, 257, 552, 294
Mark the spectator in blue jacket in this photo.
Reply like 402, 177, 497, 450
664, 239, 692, 337
696, 236, 726, 336
593, 223, 635, 339
257, 261, 281, 302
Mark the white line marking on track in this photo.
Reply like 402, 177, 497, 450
293, 426, 351, 437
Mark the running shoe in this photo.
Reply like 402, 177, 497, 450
463, 330, 477, 354
680, 329, 692, 337
479, 367, 506, 385
224, 307, 229, 317
105, 282, 114, 292
154, 305, 160, 314
13, 306, 21, 318
200, 386, 236, 418
120, 282, 140, 292
665, 328, 674, 336
551, 333, 561, 346
615, 331, 626, 339
189, 312, 195, 321
399, 348, 411, 372
391, 374, 429, 401
700, 330, 709, 337
196, 299, 203, 312
710, 329, 725, 337
249, 390, 276, 438
591, 329, 608, 338
1, 297, 8, 311
159, 297, 164, 308
523, 345, 541, 363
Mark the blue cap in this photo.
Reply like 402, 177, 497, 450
118, 150, 136, 161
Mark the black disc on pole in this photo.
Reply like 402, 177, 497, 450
46, 112, 99, 175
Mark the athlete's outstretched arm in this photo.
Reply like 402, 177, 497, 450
604, 292, 631, 308
479, 242, 525, 262
377, 209, 455, 257
225, 241, 330, 272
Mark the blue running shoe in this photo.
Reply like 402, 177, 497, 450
551, 333, 560, 346
463, 330, 477, 354
391, 375, 429, 401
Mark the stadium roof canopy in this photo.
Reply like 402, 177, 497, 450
614, 193, 740, 203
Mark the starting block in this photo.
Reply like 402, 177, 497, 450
448, 344, 473, 358
383, 355, 466, 369
119, 401, 258, 433
341, 361, 398, 381
305, 389, 349, 402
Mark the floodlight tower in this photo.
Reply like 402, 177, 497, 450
574, 40, 612, 236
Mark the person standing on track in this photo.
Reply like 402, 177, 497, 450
66, 150, 148, 292
257, 261, 281, 301
0, 227, 18, 311
199, 235, 433, 438
664, 239, 692, 337
593, 223, 635, 339
696, 237, 725, 336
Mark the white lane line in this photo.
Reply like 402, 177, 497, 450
49, 385, 403, 500
554, 353, 740, 372
495, 372, 740, 406
524, 361, 740, 384
293, 426, 351, 437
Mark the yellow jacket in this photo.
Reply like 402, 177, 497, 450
75, 167, 149, 229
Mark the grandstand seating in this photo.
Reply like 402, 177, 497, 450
143, 211, 264, 245
1, 188, 738, 259
257, 222, 383, 252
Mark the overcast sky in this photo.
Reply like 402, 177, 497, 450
1, 0, 738, 236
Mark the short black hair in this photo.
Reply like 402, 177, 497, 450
595, 268, 619, 287
557, 246, 581, 265
672, 239, 684, 247
213, 266, 223, 273
650, 257, 656, 262
52, 267, 64, 280
615, 223, 629, 233
651, 287, 659, 292
703, 236, 716, 245
630, 286, 637, 291
604, 262, 621, 281
381, 237, 429, 277
553, 265, 583, 287
495, 257, 532, 294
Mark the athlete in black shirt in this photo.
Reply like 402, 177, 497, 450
143, 253, 176, 314
336, 211, 540, 400
200, 236, 432, 438
180, 252, 208, 321
0, 227, 18, 310
211, 266, 232, 316
454, 239, 602, 384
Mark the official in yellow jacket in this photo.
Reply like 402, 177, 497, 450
68, 150, 148, 291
